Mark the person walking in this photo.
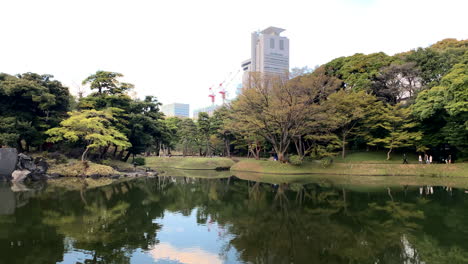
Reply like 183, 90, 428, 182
448, 154, 452, 164
429, 155, 433, 164
403, 153, 408, 164
418, 154, 422, 164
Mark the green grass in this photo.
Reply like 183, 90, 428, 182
48, 160, 118, 177
333, 151, 419, 164
231, 159, 468, 177
233, 171, 468, 189
145, 156, 235, 170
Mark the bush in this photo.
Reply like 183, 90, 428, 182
133, 157, 146, 166
320, 157, 333, 168
289, 155, 303, 166
46, 152, 68, 164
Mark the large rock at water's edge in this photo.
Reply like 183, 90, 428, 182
0, 148, 18, 180
17, 153, 35, 171
12, 170, 31, 182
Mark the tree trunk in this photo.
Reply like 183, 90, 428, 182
82, 147, 91, 162
387, 148, 392, 160
112, 144, 118, 157
123, 151, 131, 162
342, 133, 346, 159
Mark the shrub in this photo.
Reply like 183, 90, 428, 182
289, 155, 303, 166
133, 157, 146, 166
320, 157, 333, 168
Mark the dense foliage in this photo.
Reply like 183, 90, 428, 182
0, 38, 466, 162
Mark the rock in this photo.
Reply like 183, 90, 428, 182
17, 153, 35, 171
0, 148, 18, 180
48, 173, 61, 179
29, 171, 48, 181
34, 157, 49, 174
12, 170, 31, 182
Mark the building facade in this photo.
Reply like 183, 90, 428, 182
161, 103, 190, 118
192, 104, 219, 119
242, 27, 289, 88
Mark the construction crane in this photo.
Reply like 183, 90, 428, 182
211, 70, 241, 105
208, 87, 216, 105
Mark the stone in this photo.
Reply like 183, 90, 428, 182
0, 148, 18, 179
17, 153, 35, 171
12, 170, 31, 182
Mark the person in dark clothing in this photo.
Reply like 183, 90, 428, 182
403, 153, 408, 164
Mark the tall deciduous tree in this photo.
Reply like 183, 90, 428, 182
230, 74, 313, 162
324, 90, 377, 158
366, 104, 422, 160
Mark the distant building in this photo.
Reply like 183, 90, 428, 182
161, 103, 190, 118
192, 105, 220, 119
242, 26, 290, 89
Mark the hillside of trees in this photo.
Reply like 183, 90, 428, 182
0, 38, 466, 163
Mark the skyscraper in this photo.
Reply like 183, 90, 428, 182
241, 26, 289, 88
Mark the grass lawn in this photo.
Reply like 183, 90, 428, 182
333, 151, 419, 164
231, 159, 468, 177
233, 171, 468, 189
145, 156, 235, 170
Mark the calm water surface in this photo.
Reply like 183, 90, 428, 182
1, 176, 468, 264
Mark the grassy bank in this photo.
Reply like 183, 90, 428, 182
146, 157, 235, 170
48, 160, 118, 177
231, 159, 468, 177
234, 171, 468, 188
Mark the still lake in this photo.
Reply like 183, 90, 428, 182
1, 174, 468, 264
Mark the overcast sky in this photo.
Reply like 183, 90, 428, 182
1, 0, 466, 116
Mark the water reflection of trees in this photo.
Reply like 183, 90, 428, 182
2, 178, 468, 263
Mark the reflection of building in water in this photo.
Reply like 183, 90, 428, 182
0, 183, 39, 215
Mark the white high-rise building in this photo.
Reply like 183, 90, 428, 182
161, 103, 190, 118
242, 27, 289, 88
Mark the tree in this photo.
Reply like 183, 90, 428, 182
197, 112, 212, 157
212, 106, 235, 157
325, 52, 395, 91
0, 72, 71, 151
178, 118, 199, 156
412, 55, 468, 157
366, 103, 422, 160
371, 62, 423, 105
82, 71, 133, 95
230, 74, 314, 162
46, 109, 131, 162
324, 90, 377, 158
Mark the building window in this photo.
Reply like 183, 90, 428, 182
270, 38, 275, 49
279, 40, 284, 50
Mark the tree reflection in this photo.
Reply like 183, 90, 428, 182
2, 178, 468, 263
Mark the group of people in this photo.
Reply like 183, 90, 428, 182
417, 154, 452, 164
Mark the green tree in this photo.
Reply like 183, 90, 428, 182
366, 103, 422, 160
82, 71, 133, 95
0, 72, 71, 151
178, 118, 199, 156
324, 90, 377, 158
412, 55, 468, 156
46, 109, 131, 161
197, 112, 212, 157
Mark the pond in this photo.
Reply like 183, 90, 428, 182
1, 175, 468, 264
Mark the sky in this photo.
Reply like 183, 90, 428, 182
1, 0, 467, 116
